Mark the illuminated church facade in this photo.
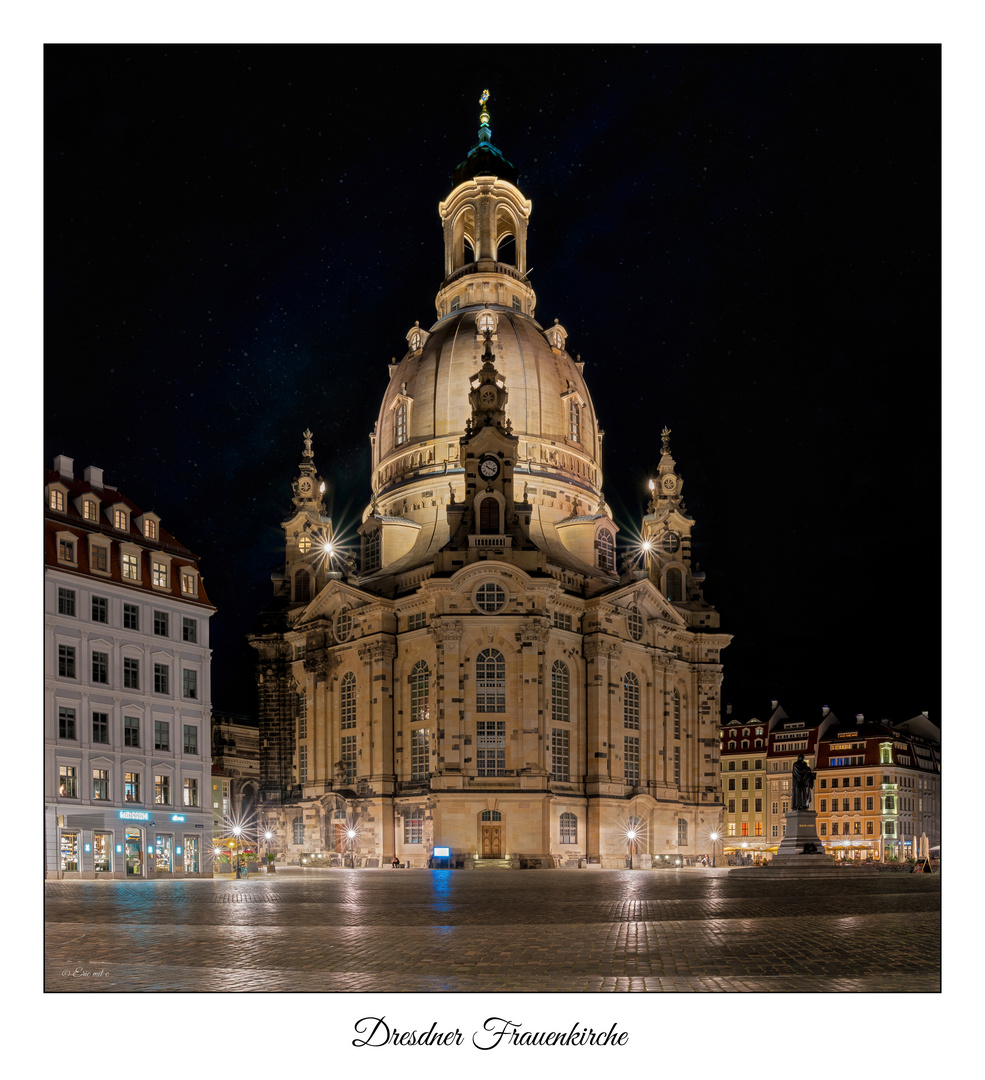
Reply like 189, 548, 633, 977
250, 95, 730, 868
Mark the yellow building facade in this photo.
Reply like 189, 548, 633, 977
251, 95, 730, 869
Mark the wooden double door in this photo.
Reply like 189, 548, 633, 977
480, 824, 502, 858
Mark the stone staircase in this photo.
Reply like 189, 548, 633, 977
472, 858, 512, 870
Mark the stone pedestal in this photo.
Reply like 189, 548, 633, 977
763, 809, 838, 875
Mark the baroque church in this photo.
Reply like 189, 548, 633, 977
250, 94, 730, 868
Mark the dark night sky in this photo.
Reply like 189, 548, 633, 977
43, 43, 941, 728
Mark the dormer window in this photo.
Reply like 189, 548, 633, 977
113, 507, 129, 531
152, 559, 169, 589
476, 309, 497, 336
57, 536, 77, 564
180, 570, 198, 597
363, 529, 381, 572
596, 528, 615, 573
395, 401, 408, 446
143, 518, 158, 540
82, 498, 99, 522
568, 399, 581, 442
49, 488, 66, 512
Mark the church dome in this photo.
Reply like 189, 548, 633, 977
371, 306, 605, 525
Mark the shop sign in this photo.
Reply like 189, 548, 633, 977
118, 810, 151, 821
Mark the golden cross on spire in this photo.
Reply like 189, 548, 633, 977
480, 89, 489, 107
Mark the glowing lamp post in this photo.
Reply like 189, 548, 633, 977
346, 829, 356, 868
627, 829, 637, 867
232, 825, 242, 877
710, 831, 719, 868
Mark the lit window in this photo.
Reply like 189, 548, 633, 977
114, 509, 128, 530
60, 832, 79, 872
83, 499, 98, 521
181, 571, 197, 596
476, 648, 506, 712
59, 766, 78, 798
58, 588, 76, 616
152, 561, 168, 588
154, 774, 171, 805
122, 552, 139, 580
183, 778, 199, 807
92, 770, 109, 800
58, 538, 76, 564
298, 534, 312, 555
144, 519, 157, 539
559, 812, 577, 844
623, 672, 640, 730
49, 489, 65, 511
124, 772, 140, 802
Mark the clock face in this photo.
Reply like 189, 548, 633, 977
662, 533, 681, 554
479, 386, 497, 407
479, 456, 500, 480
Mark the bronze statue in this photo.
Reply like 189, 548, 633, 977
791, 753, 815, 810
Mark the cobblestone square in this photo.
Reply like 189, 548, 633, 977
44, 867, 940, 993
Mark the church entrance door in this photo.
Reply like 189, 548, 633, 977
481, 825, 502, 858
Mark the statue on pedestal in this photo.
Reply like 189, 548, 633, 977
791, 753, 815, 811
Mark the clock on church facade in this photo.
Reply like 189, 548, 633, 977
249, 93, 730, 869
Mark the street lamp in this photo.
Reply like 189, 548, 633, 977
232, 824, 242, 878
346, 829, 356, 868
710, 831, 719, 868
626, 829, 637, 867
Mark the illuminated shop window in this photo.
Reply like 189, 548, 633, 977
60, 832, 79, 872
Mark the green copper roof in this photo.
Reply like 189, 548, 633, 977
452, 89, 519, 187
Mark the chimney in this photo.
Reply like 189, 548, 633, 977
84, 465, 104, 489
856, 713, 864, 722
771, 700, 778, 711
822, 705, 830, 716
54, 454, 74, 479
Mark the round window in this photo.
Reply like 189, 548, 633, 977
475, 582, 507, 613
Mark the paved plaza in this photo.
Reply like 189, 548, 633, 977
44, 867, 940, 993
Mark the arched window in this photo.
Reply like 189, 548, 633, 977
480, 809, 502, 822
476, 649, 506, 712
666, 568, 683, 602
624, 672, 640, 730
394, 401, 408, 447
292, 816, 304, 845
551, 661, 569, 723
404, 809, 424, 844
340, 672, 356, 730
294, 569, 310, 603
479, 497, 499, 534
559, 812, 577, 844
673, 690, 681, 739
597, 528, 615, 573
410, 660, 429, 726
